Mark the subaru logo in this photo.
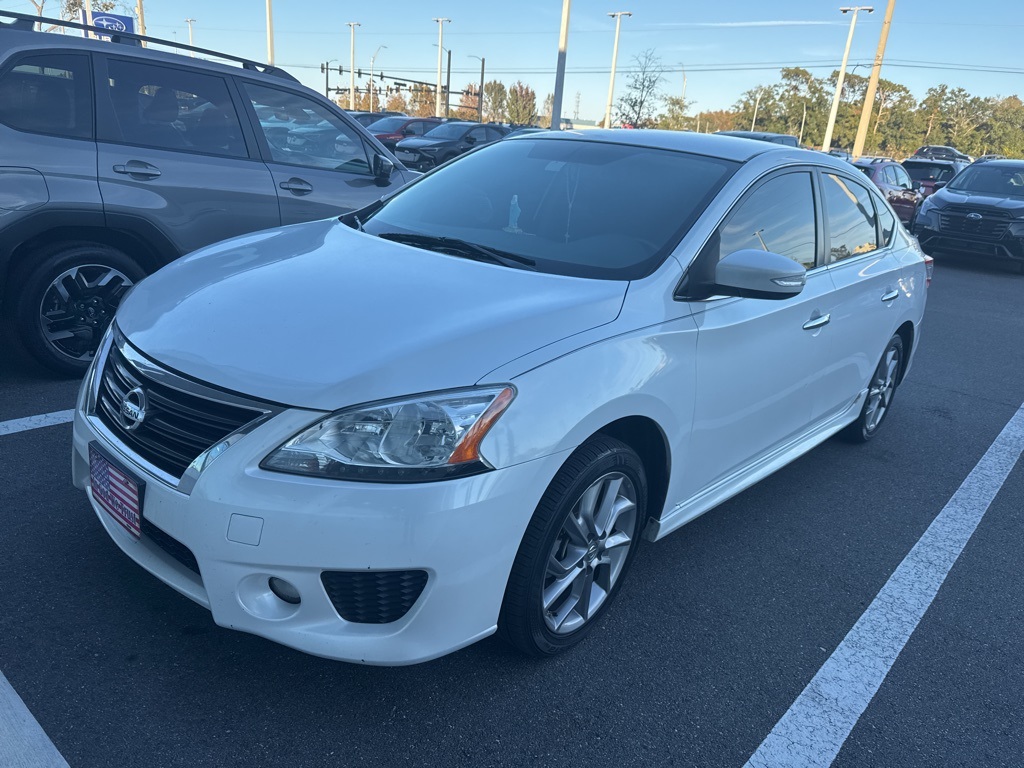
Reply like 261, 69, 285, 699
966, 212, 983, 222
119, 387, 148, 431
92, 15, 127, 31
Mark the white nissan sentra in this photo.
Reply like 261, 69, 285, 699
72, 130, 929, 665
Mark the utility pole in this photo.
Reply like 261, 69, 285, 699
321, 61, 336, 98
265, 0, 274, 65
822, 6, 873, 152
469, 55, 485, 122
346, 22, 360, 111
433, 18, 451, 117
445, 49, 452, 118
799, 102, 807, 144
852, 0, 895, 159
135, 0, 147, 43
751, 89, 762, 131
184, 18, 196, 55
549, 0, 572, 132
680, 63, 687, 103
369, 46, 386, 114
83, 0, 94, 37
603, 11, 631, 129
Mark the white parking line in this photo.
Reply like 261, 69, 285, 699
0, 410, 74, 437
0, 671, 70, 768
746, 403, 1024, 768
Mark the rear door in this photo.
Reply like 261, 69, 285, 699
238, 81, 405, 224
94, 56, 280, 256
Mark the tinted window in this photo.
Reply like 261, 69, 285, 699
823, 173, 878, 263
948, 164, 1024, 198
465, 126, 487, 142
424, 123, 472, 139
406, 121, 432, 135
856, 166, 874, 178
717, 172, 817, 269
243, 83, 371, 174
0, 54, 91, 138
893, 166, 912, 189
102, 60, 246, 157
883, 166, 898, 185
485, 126, 505, 142
366, 116, 406, 133
362, 139, 738, 280
877, 200, 897, 247
903, 162, 957, 183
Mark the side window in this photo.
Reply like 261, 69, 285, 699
103, 59, 246, 157
406, 121, 428, 136
877, 200, 897, 247
485, 126, 505, 142
883, 166, 899, 186
894, 166, 912, 189
822, 173, 878, 263
716, 172, 817, 269
242, 82, 371, 174
466, 126, 487, 143
0, 53, 91, 139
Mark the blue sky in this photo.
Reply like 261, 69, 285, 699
8, 0, 1022, 119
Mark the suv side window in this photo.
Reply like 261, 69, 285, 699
883, 165, 898, 186
716, 172, 817, 269
242, 82, 372, 174
0, 53, 92, 139
893, 165, 912, 189
406, 121, 429, 136
485, 126, 506, 142
877, 199, 897, 247
822, 173, 878, 263
466, 126, 488, 143
102, 59, 247, 157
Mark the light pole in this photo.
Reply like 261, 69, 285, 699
184, 18, 196, 55
549, 0, 572, 132
821, 6, 873, 152
603, 11, 631, 129
321, 59, 337, 98
853, 0, 896, 159
369, 46, 387, 114
346, 22, 360, 111
265, 0, 274, 65
135, 0, 147, 41
751, 89, 762, 131
469, 55, 485, 122
433, 18, 451, 117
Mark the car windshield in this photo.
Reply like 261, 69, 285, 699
423, 123, 472, 139
362, 138, 738, 280
904, 163, 957, 182
947, 165, 1024, 198
856, 166, 874, 177
367, 116, 406, 133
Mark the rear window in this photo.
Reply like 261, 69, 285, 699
0, 53, 92, 139
366, 116, 406, 133
904, 163, 957, 183
363, 138, 739, 280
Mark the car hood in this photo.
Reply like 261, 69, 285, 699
395, 137, 452, 150
116, 220, 627, 410
932, 188, 1024, 214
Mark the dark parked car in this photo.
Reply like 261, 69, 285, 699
913, 159, 1024, 272
346, 110, 406, 128
902, 159, 969, 199
394, 121, 509, 171
853, 159, 922, 225
716, 131, 800, 147
912, 145, 972, 163
504, 127, 548, 139
0, 11, 413, 373
365, 115, 442, 151
973, 154, 1007, 164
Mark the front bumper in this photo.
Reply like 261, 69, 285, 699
392, 150, 437, 172
913, 220, 1024, 263
72, 406, 563, 665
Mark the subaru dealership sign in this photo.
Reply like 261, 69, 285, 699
78, 11, 135, 38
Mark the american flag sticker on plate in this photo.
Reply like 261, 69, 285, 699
89, 443, 144, 538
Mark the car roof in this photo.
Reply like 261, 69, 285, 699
975, 159, 1024, 170
510, 128, 828, 164
903, 157, 960, 165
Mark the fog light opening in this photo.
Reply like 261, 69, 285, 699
268, 577, 301, 605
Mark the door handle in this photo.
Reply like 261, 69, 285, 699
279, 178, 313, 195
802, 313, 831, 331
112, 161, 161, 179
881, 289, 899, 302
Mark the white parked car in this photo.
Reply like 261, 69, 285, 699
72, 131, 929, 664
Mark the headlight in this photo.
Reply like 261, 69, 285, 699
261, 386, 515, 483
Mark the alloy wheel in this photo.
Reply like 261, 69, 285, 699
864, 343, 901, 432
38, 264, 134, 362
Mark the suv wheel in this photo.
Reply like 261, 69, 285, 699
14, 242, 144, 376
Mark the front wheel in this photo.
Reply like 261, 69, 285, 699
14, 242, 145, 376
499, 435, 647, 657
840, 333, 904, 443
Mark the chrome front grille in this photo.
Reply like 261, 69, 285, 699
95, 341, 268, 480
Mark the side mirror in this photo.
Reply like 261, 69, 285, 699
933, 181, 947, 190
401, 128, 413, 135
713, 249, 806, 300
464, 135, 477, 145
372, 154, 395, 185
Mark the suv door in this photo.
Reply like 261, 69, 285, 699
239, 81, 404, 224
94, 56, 280, 256
682, 170, 834, 497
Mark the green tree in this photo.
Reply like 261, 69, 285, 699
482, 80, 507, 123
505, 81, 537, 126
656, 96, 693, 131
615, 49, 664, 128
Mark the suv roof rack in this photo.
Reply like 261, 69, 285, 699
0, 10, 299, 84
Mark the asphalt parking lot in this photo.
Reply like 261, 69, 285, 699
1, 255, 1022, 768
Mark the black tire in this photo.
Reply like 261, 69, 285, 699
840, 333, 904, 443
13, 242, 146, 376
499, 435, 648, 657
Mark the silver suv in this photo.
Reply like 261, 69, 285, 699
0, 12, 414, 374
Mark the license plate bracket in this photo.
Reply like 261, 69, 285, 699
89, 442, 145, 539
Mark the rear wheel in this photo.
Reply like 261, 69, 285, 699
840, 333, 904, 443
499, 435, 647, 657
14, 242, 145, 376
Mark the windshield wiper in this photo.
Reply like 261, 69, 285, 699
378, 232, 537, 270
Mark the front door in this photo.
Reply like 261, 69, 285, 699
94, 56, 280, 256
239, 81, 405, 224
684, 170, 833, 498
